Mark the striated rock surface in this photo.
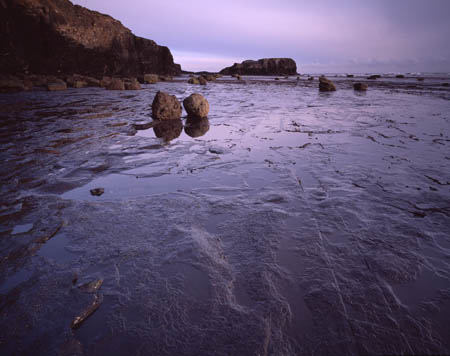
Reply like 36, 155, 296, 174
0, 0, 181, 77
220, 58, 297, 76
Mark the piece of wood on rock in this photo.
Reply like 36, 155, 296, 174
151, 91, 182, 120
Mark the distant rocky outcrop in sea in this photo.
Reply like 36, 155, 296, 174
0, 0, 181, 77
219, 58, 297, 76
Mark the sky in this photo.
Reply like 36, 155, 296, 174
71, 0, 450, 73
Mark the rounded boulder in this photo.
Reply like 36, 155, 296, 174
152, 91, 182, 120
183, 94, 209, 119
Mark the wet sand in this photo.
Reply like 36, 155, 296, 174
1, 75, 450, 355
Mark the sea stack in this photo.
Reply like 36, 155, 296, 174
220, 58, 297, 76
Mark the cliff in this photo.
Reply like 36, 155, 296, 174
0, 0, 181, 76
220, 58, 297, 76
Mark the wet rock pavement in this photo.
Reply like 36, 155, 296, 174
1, 76, 450, 355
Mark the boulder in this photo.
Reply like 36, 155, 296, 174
47, 79, 67, 91
220, 58, 297, 76
396, 74, 405, 78
347, 74, 354, 78
73, 81, 87, 88
0, 76, 25, 93
353, 83, 368, 91
159, 76, 173, 82
67, 74, 100, 87
416, 77, 425, 81
183, 94, 209, 119
319, 76, 336, 92
30, 74, 48, 87
106, 78, 125, 90
152, 91, 182, 120
367, 75, 380, 80
124, 79, 141, 90
308, 77, 314, 81
144, 74, 159, 84
188, 77, 200, 85
205, 75, 216, 81
100, 76, 112, 88
0, 0, 181, 77
153, 119, 183, 142
198, 76, 207, 85
184, 116, 210, 138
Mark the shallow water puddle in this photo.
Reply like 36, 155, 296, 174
37, 232, 76, 263
11, 223, 34, 235
0, 269, 33, 294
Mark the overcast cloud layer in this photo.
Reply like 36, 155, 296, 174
72, 0, 450, 73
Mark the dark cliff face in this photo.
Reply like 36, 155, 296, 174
0, 0, 181, 76
220, 58, 297, 76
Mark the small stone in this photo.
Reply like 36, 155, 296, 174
183, 93, 209, 118
90, 188, 105, 196
308, 76, 314, 81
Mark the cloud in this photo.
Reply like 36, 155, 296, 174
71, 0, 450, 72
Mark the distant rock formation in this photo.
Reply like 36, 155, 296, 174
220, 58, 297, 76
0, 0, 181, 77
319, 76, 336, 92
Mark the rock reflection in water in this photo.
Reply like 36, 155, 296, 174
184, 116, 210, 138
152, 119, 183, 142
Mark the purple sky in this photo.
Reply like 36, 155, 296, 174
71, 0, 450, 73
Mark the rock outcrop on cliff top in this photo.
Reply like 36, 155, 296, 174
0, 0, 181, 76
219, 58, 297, 76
